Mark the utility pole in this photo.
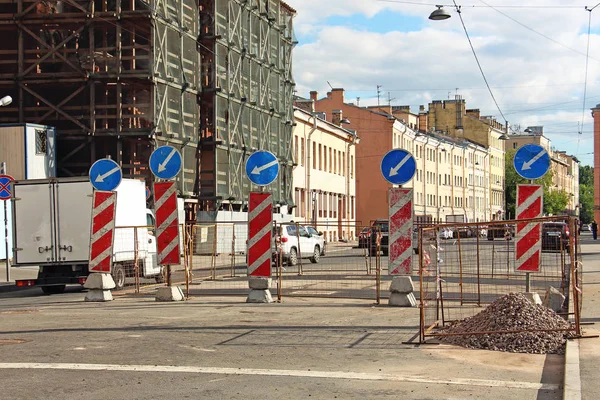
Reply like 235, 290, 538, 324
377, 85, 382, 107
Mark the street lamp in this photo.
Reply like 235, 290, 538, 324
429, 5, 451, 20
0, 95, 12, 106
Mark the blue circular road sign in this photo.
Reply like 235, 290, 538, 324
150, 145, 182, 180
0, 174, 14, 201
245, 151, 279, 186
380, 149, 416, 185
89, 159, 122, 192
513, 144, 550, 180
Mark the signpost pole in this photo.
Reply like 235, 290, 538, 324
525, 178, 534, 293
1, 162, 9, 282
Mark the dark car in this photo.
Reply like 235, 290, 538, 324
542, 222, 570, 252
358, 227, 371, 248
487, 225, 514, 240
369, 219, 389, 256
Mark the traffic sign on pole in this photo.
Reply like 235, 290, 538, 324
388, 188, 414, 275
380, 149, 416, 185
150, 145, 182, 180
245, 151, 279, 186
89, 159, 122, 192
154, 181, 181, 265
513, 144, 550, 180
0, 174, 14, 201
89, 191, 117, 273
515, 184, 543, 273
247, 192, 272, 277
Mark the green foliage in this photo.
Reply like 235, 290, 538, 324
579, 165, 594, 224
505, 149, 566, 217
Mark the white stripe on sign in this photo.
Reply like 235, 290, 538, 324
158, 234, 180, 263
248, 196, 271, 221
0, 363, 559, 391
92, 195, 115, 218
248, 223, 271, 249
90, 246, 113, 269
158, 210, 177, 232
249, 250, 271, 273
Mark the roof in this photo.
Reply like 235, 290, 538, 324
280, 1, 296, 13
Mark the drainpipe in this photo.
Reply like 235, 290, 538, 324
450, 143, 455, 216
435, 141, 442, 222
484, 152, 489, 221
422, 136, 430, 221
305, 114, 317, 221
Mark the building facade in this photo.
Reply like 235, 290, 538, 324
292, 108, 358, 242
593, 104, 600, 223
310, 88, 494, 227
506, 129, 580, 216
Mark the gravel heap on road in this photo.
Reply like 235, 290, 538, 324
440, 293, 573, 354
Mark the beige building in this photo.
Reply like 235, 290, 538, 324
420, 98, 507, 220
507, 129, 580, 215
292, 108, 358, 242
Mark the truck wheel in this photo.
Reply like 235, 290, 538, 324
41, 285, 66, 295
112, 264, 125, 290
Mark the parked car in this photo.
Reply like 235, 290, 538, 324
306, 225, 326, 256
369, 219, 389, 256
453, 226, 473, 238
542, 222, 570, 252
358, 227, 371, 248
581, 224, 591, 232
273, 224, 324, 266
487, 225, 514, 240
439, 227, 453, 240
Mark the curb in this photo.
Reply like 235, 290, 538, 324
564, 339, 582, 400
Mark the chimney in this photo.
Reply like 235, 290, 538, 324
419, 105, 425, 112
466, 109, 480, 119
331, 88, 345, 105
310, 91, 318, 102
332, 110, 342, 126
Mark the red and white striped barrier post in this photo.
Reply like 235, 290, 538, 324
154, 181, 184, 301
84, 191, 117, 301
247, 192, 273, 303
387, 188, 416, 307
516, 184, 543, 301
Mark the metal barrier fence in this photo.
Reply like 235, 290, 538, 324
111, 224, 185, 294
418, 216, 582, 343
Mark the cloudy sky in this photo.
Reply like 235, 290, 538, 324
286, 0, 600, 165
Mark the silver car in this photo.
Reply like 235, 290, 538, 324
273, 224, 324, 266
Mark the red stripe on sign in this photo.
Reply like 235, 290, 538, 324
390, 201, 412, 233
156, 196, 177, 227
93, 191, 113, 207
157, 225, 179, 249
516, 224, 541, 259
517, 185, 540, 205
249, 206, 272, 239
517, 250, 541, 272
91, 230, 113, 259
391, 258, 412, 275
248, 233, 271, 266
92, 256, 111, 273
390, 237, 411, 259
160, 245, 180, 265
517, 197, 542, 221
92, 203, 115, 235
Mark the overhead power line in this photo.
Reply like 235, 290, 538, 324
377, 0, 587, 8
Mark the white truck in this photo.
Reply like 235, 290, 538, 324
11, 177, 162, 293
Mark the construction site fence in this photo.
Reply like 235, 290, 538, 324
418, 216, 583, 343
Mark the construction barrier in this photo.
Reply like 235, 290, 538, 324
418, 216, 582, 343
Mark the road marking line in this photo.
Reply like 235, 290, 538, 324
0, 362, 559, 390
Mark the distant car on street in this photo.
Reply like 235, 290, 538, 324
369, 219, 389, 256
581, 224, 591, 232
542, 222, 570, 252
272, 224, 324, 266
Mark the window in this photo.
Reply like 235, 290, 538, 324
338, 150, 342, 175
313, 142, 317, 169
323, 146, 327, 171
294, 136, 298, 162
300, 138, 305, 166
329, 148, 332, 172
319, 144, 322, 170
350, 155, 354, 178
342, 152, 346, 176
333, 150, 337, 174
351, 196, 355, 220
36, 129, 47, 155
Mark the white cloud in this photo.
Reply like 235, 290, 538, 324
286, 0, 600, 163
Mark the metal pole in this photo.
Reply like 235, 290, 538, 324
1, 162, 9, 282
525, 179, 533, 292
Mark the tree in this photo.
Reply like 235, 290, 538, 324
579, 165, 594, 223
505, 149, 568, 217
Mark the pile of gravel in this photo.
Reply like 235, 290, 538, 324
439, 293, 574, 354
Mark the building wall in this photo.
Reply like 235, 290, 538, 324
593, 105, 600, 223
292, 109, 357, 242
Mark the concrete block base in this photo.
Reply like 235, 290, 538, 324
155, 286, 185, 302
246, 289, 273, 303
248, 277, 272, 290
84, 273, 116, 290
543, 286, 566, 313
388, 292, 417, 307
523, 292, 542, 305
389, 276, 415, 293
85, 289, 113, 302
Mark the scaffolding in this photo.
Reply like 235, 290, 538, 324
198, 0, 296, 210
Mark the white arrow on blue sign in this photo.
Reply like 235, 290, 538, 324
513, 144, 550, 180
150, 145, 182, 180
245, 150, 279, 186
89, 159, 122, 191
380, 149, 416, 185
